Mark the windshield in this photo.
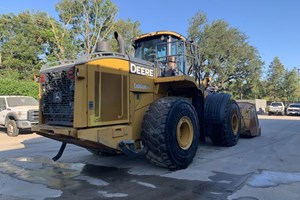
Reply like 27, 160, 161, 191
289, 104, 300, 108
7, 97, 38, 107
134, 37, 163, 62
134, 36, 192, 75
271, 103, 282, 107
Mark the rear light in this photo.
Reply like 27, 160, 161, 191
67, 69, 75, 80
40, 74, 45, 83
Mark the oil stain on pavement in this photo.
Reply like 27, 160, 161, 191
0, 156, 251, 200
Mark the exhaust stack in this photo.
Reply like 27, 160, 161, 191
114, 31, 125, 54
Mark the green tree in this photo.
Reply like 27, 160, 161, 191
229, 45, 264, 99
187, 11, 206, 43
110, 19, 141, 55
281, 68, 300, 101
265, 57, 285, 100
56, 0, 118, 55
44, 15, 79, 62
187, 12, 263, 98
0, 12, 48, 79
0, 70, 38, 98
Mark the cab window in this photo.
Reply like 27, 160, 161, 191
157, 44, 167, 61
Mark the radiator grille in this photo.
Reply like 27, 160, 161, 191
28, 110, 39, 122
41, 66, 75, 126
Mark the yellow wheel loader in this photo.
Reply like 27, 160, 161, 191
32, 31, 260, 169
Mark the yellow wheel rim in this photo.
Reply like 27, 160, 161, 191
231, 113, 239, 135
176, 116, 194, 150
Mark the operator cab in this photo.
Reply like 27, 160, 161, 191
133, 31, 198, 77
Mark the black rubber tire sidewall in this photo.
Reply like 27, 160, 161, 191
6, 120, 19, 137
142, 97, 200, 170
223, 101, 241, 146
209, 100, 241, 146
165, 100, 199, 168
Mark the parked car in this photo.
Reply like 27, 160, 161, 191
286, 103, 300, 116
0, 95, 39, 136
268, 102, 285, 116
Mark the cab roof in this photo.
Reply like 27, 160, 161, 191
133, 31, 187, 42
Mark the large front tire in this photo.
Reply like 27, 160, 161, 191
142, 97, 200, 170
6, 120, 19, 137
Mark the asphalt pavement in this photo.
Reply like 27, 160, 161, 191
0, 115, 300, 200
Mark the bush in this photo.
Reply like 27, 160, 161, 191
0, 77, 39, 98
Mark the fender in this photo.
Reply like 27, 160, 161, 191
4, 112, 19, 126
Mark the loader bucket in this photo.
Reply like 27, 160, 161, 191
237, 102, 261, 137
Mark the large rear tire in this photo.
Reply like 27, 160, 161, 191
205, 94, 241, 146
142, 97, 200, 170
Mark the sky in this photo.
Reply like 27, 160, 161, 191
1, 0, 300, 72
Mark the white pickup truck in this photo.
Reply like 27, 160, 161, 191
268, 102, 285, 116
0, 96, 39, 136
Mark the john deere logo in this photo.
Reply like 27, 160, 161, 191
130, 63, 154, 77
53, 91, 62, 103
